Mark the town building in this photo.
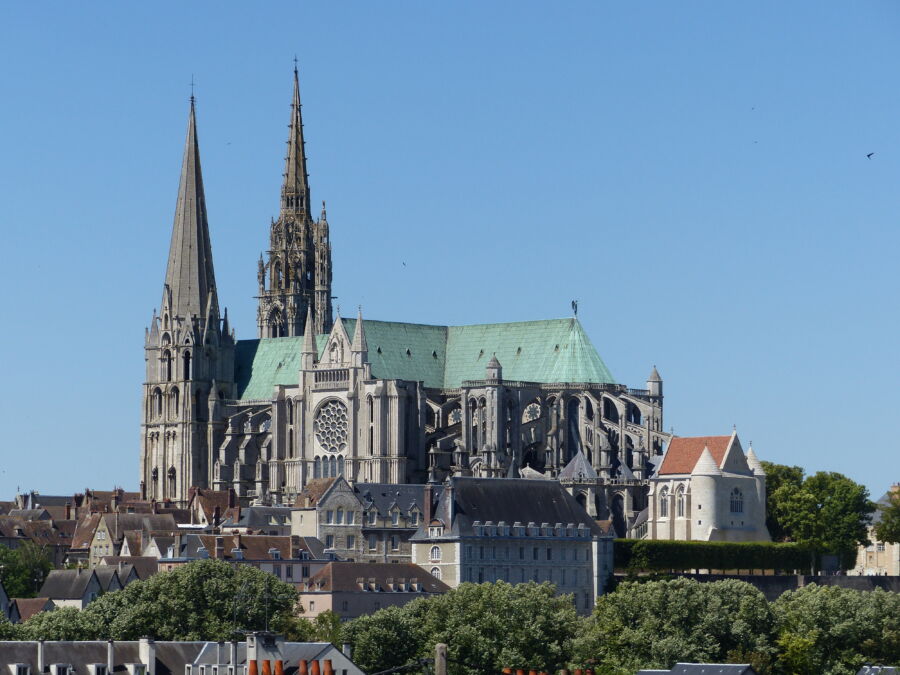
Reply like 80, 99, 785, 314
0, 634, 365, 675
851, 484, 900, 576
410, 476, 614, 613
139, 68, 669, 539
87, 513, 179, 567
297, 561, 449, 619
291, 477, 425, 562
8, 597, 55, 624
638, 432, 769, 542
38, 569, 104, 609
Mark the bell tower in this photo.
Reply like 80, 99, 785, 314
257, 65, 333, 338
141, 97, 234, 506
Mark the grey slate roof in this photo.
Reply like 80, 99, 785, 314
38, 569, 97, 600
231, 505, 293, 529
558, 451, 598, 481
354, 483, 425, 518
636, 665, 757, 675
93, 567, 121, 592
413, 477, 603, 539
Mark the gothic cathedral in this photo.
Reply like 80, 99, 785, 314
141, 68, 670, 537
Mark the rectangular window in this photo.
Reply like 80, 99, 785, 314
391, 535, 399, 550
336, 509, 344, 524
347, 535, 356, 549
286, 565, 293, 579
326, 510, 334, 524
877, 543, 886, 552
547, 547, 552, 560
561, 569, 566, 585
368, 534, 377, 550
342, 600, 349, 611
369, 511, 377, 524
410, 512, 419, 526
302, 565, 310, 577
519, 547, 525, 560
347, 511, 355, 525
533, 547, 539, 561
392, 512, 400, 526
326, 534, 334, 548
309, 601, 315, 611
273, 564, 281, 578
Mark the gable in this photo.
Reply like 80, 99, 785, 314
720, 435, 752, 475
658, 436, 732, 475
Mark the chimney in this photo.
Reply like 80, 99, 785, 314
322, 661, 334, 675
230, 640, 239, 666
423, 483, 433, 526
65, 502, 72, 520
215, 536, 225, 559
139, 637, 156, 675
249, 662, 259, 675
107, 639, 115, 673
37, 640, 45, 674
262, 661, 272, 675
310, 661, 321, 675
299, 661, 309, 675
341, 644, 352, 659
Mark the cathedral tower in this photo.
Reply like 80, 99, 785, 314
257, 66, 333, 338
141, 97, 234, 505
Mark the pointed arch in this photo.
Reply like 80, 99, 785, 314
676, 485, 686, 517
314, 456, 321, 479
182, 350, 192, 379
162, 350, 173, 381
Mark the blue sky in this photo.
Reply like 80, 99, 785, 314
1, 2, 898, 500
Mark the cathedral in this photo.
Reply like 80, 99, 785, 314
140, 68, 671, 534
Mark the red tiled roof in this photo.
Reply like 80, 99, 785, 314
12, 597, 53, 621
293, 478, 337, 508
657, 435, 731, 475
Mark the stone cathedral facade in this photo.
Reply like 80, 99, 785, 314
141, 69, 671, 535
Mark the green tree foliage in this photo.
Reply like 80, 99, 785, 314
773, 584, 900, 675
343, 582, 579, 675
571, 578, 775, 673
614, 539, 812, 573
874, 489, 900, 544
773, 472, 875, 568
19, 559, 300, 641
760, 462, 805, 541
0, 542, 52, 599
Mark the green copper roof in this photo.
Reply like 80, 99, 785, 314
234, 317, 615, 400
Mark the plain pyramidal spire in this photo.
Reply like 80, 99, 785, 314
162, 97, 218, 322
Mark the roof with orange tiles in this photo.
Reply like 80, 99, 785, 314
657, 435, 732, 475
294, 478, 337, 508
71, 514, 101, 550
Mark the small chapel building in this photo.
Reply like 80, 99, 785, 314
638, 432, 769, 542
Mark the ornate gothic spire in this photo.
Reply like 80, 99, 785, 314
281, 64, 310, 216
163, 97, 218, 321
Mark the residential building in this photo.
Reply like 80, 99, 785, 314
851, 484, 900, 576
292, 477, 425, 562
0, 634, 364, 675
158, 533, 328, 585
640, 432, 769, 542
297, 561, 449, 619
38, 569, 103, 609
8, 598, 55, 624
99, 556, 161, 581
410, 477, 614, 613
88, 513, 178, 567
138, 68, 669, 537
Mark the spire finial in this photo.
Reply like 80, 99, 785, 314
293, 55, 298, 75
190, 74, 195, 104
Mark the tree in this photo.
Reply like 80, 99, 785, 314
20, 559, 300, 641
571, 578, 776, 673
760, 462, 805, 542
773, 584, 900, 675
18, 607, 94, 641
773, 472, 875, 568
0, 542, 52, 599
874, 489, 900, 544
344, 582, 579, 675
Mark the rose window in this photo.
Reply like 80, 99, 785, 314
314, 399, 349, 453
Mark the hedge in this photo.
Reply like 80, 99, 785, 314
614, 539, 815, 573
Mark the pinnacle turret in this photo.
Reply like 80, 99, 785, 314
351, 306, 368, 362
162, 97, 218, 323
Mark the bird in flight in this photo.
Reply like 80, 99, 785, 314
867, 152, 875, 159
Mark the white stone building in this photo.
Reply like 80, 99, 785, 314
638, 432, 769, 542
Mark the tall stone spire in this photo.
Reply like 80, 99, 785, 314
163, 97, 218, 322
281, 64, 310, 217
351, 306, 368, 366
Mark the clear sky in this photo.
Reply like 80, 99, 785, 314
1, 2, 898, 500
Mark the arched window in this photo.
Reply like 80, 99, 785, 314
659, 487, 669, 518
329, 456, 337, 477
153, 388, 163, 417
337, 456, 345, 476
430, 546, 441, 562
170, 387, 180, 416
274, 261, 283, 289
676, 486, 686, 517
368, 396, 374, 423
162, 350, 173, 381
182, 351, 191, 379
730, 488, 744, 513
313, 457, 321, 479
287, 399, 294, 425
288, 429, 294, 458
167, 467, 176, 496
430, 566, 441, 580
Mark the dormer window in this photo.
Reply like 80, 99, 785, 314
429, 525, 444, 538
391, 511, 400, 526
